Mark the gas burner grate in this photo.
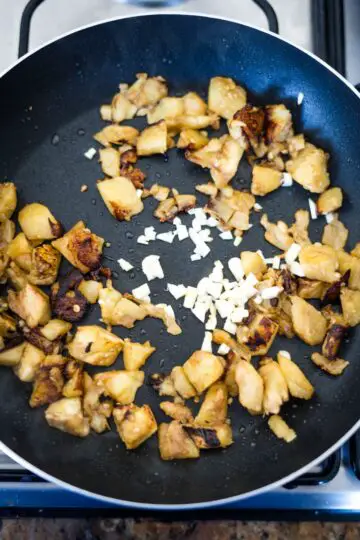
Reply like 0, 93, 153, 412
284, 450, 341, 489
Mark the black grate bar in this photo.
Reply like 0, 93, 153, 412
312, 0, 346, 76
284, 450, 341, 489
252, 0, 279, 34
18, 0, 46, 58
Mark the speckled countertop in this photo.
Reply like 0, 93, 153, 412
1, 520, 360, 539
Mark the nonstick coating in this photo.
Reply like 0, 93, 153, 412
0, 14, 360, 507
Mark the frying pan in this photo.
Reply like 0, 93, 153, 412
1, 10, 360, 509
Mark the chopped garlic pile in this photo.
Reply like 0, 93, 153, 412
166, 256, 285, 353
136, 208, 248, 259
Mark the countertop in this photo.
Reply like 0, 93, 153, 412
1, 519, 360, 539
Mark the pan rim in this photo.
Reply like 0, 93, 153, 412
1, 10, 360, 510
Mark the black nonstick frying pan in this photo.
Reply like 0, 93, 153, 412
1, 9, 360, 509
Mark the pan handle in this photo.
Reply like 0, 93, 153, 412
18, 0, 279, 58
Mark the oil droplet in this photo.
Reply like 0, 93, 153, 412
181, 315, 187, 321
51, 134, 60, 145
140, 329, 147, 336
159, 359, 165, 368
250, 442, 256, 447
129, 272, 135, 279
166, 171, 171, 177
164, 153, 169, 163
99, 212, 103, 217
126, 231, 134, 239
155, 172, 161, 179
112, 271, 119, 279
128, 248, 135, 254
77, 128, 85, 136
254, 429, 260, 435
159, 329, 164, 335
91, 199, 96, 205
239, 426, 246, 433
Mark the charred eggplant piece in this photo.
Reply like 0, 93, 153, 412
322, 324, 348, 360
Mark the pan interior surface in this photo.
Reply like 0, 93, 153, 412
0, 14, 360, 507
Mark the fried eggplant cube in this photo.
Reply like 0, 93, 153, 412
235, 359, 264, 414
83, 373, 112, 434
123, 339, 155, 370
268, 415, 296, 443
77, 280, 102, 304
160, 401, 194, 424
337, 251, 360, 291
184, 423, 233, 449
240, 251, 267, 277
94, 124, 139, 147
28, 244, 61, 286
40, 319, 72, 341
195, 382, 228, 425
97, 176, 144, 221
277, 351, 314, 400
147, 96, 184, 124
7, 232, 33, 272
62, 365, 84, 399
0, 342, 25, 366
68, 325, 123, 366
0, 311, 17, 338
8, 283, 51, 328
45, 397, 90, 437
317, 187, 343, 215
290, 296, 327, 345
52, 221, 104, 273
311, 352, 349, 376
259, 358, 289, 415
183, 350, 225, 394
170, 366, 197, 399
137, 120, 167, 156
14, 342, 45, 382
113, 404, 157, 450
158, 421, 200, 460
286, 143, 330, 193
340, 288, 360, 327
0, 182, 17, 222
322, 216, 348, 251
30, 355, 66, 407
177, 129, 209, 150
208, 76, 246, 120
299, 244, 339, 283
19, 203, 62, 241
94, 370, 144, 404
99, 147, 120, 177
322, 323, 347, 360
297, 278, 327, 300
186, 135, 244, 189
265, 104, 293, 143
246, 314, 279, 356
251, 165, 282, 196
150, 373, 177, 398
98, 287, 147, 327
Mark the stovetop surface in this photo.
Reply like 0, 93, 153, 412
0, 0, 360, 516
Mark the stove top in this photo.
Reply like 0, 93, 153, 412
1, 0, 360, 518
